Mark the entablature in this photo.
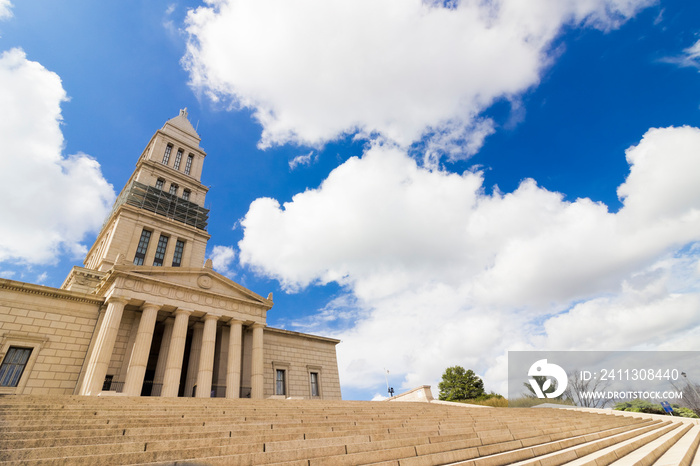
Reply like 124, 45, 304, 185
96, 266, 272, 324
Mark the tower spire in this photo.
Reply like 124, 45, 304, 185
78, 110, 211, 272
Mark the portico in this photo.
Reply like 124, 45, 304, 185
77, 260, 272, 398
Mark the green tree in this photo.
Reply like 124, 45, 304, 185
438, 366, 485, 401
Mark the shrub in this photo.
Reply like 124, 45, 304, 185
458, 393, 508, 407
613, 400, 698, 417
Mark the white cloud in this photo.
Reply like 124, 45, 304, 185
184, 0, 653, 159
0, 0, 12, 21
210, 245, 236, 277
289, 151, 317, 170
0, 48, 115, 265
239, 126, 700, 394
163, 3, 179, 37
661, 39, 700, 71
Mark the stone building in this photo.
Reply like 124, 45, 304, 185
0, 110, 341, 400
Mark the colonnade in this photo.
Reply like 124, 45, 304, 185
80, 296, 265, 398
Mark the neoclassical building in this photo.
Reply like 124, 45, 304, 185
0, 110, 341, 400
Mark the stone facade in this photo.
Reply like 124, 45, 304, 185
0, 110, 341, 400
264, 328, 342, 400
0, 280, 101, 395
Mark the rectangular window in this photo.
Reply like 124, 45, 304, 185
102, 374, 114, 391
153, 234, 169, 266
155, 178, 164, 190
310, 372, 319, 397
184, 154, 193, 175
133, 229, 151, 265
182, 189, 190, 201
169, 184, 178, 196
0, 347, 33, 387
162, 145, 172, 165
173, 149, 183, 170
172, 240, 185, 267
276, 369, 286, 396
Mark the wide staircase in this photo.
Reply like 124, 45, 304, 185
0, 395, 698, 465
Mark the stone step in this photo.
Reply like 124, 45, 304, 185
0, 407, 534, 417
607, 422, 692, 466
552, 420, 680, 466
2, 421, 641, 465
0, 428, 232, 449
2, 395, 690, 465
308, 418, 656, 466
431, 419, 645, 445
416, 418, 654, 462
0, 442, 347, 465
650, 423, 700, 466
444, 418, 669, 466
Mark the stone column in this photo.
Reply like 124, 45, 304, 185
161, 309, 191, 397
122, 303, 160, 396
226, 320, 243, 398
195, 314, 219, 397
118, 314, 141, 384
81, 296, 129, 396
153, 317, 174, 394
250, 323, 265, 399
184, 322, 204, 397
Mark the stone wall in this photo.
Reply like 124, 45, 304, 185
263, 328, 341, 400
388, 385, 435, 402
0, 279, 103, 395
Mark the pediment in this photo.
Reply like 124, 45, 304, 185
105, 265, 272, 309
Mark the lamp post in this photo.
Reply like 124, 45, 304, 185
384, 368, 394, 398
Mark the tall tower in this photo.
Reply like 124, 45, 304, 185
81, 109, 211, 274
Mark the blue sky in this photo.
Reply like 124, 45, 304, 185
1, 0, 699, 401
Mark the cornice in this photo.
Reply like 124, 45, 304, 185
265, 326, 341, 345
0, 278, 105, 305
61, 266, 106, 291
